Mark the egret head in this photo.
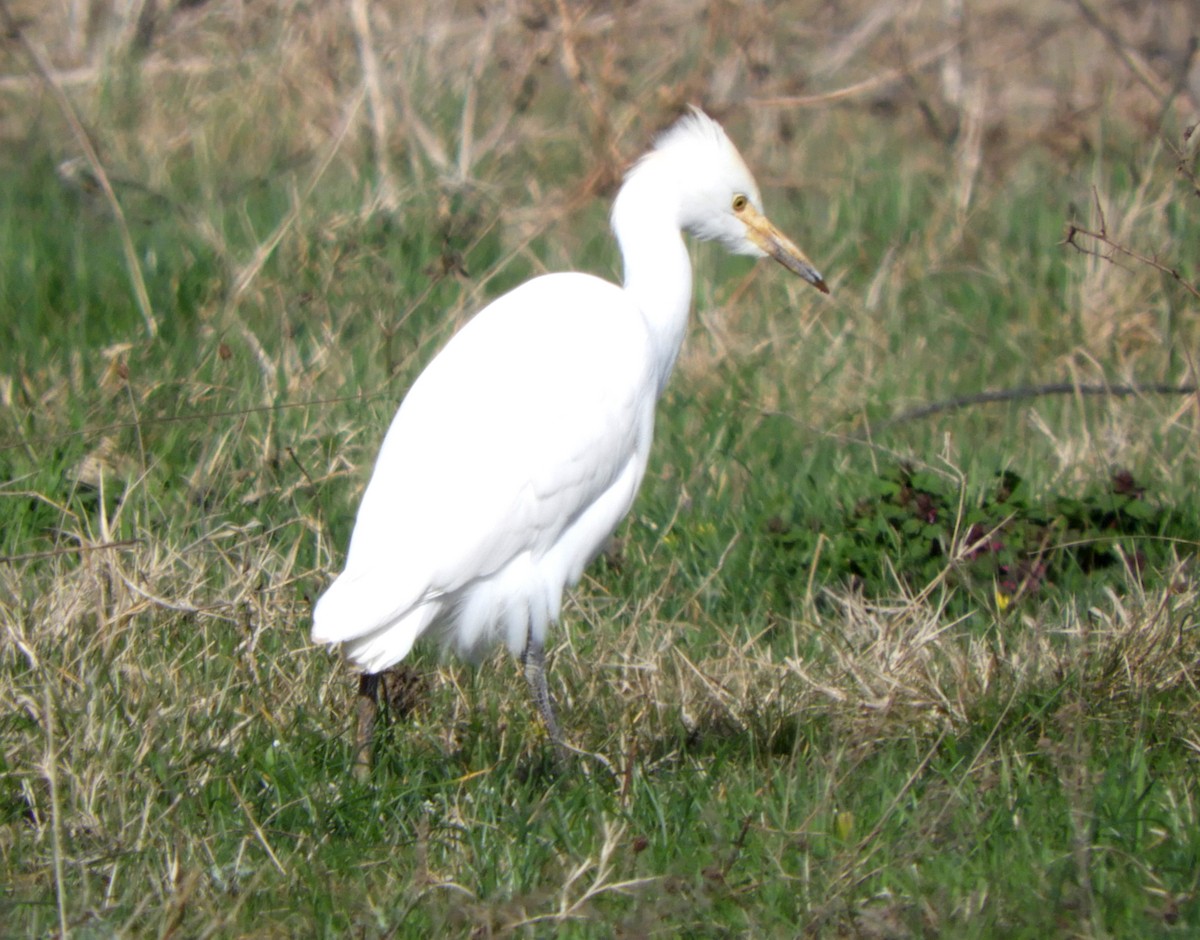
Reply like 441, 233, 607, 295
628, 107, 829, 294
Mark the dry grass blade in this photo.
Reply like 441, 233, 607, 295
512, 819, 660, 929
225, 86, 365, 316
0, 537, 141, 565
228, 781, 287, 877
750, 39, 960, 109
0, 0, 157, 337
43, 683, 68, 940
348, 0, 400, 211
953, 79, 985, 223
1071, 0, 1175, 112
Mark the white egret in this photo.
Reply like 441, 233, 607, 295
313, 108, 828, 768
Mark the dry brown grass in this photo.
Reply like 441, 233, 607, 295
5, 1, 1197, 191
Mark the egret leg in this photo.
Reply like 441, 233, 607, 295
353, 672, 380, 781
521, 632, 565, 752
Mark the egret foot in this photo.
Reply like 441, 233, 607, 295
353, 672, 380, 781
521, 634, 566, 760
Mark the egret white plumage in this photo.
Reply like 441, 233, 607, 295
313, 108, 828, 768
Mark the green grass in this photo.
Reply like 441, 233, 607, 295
3, 3, 1200, 936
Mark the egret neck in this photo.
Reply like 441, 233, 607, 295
610, 158, 694, 398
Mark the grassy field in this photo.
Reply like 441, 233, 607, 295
2, 0, 1200, 936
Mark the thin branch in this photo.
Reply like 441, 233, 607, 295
871, 382, 1199, 431
1064, 221, 1200, 301
1176, 130, 1200, 199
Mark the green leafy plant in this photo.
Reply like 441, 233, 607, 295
763, 465, 1197, 615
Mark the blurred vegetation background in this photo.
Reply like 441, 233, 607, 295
2, 1, 1199, 936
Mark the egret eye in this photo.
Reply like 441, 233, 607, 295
732, 194, 749, 212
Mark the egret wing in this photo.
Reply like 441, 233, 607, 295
312, 273, 656, 645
